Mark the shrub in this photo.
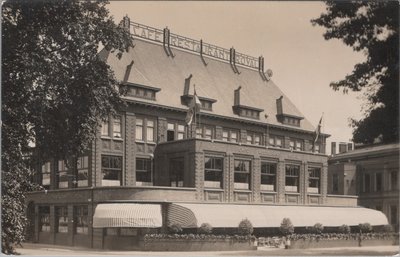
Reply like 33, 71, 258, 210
338, 224, 351, 234
313, 223, 324, 234
280, 218, 294, 235
238, 218, 253, 235
382, 224, 394, 233
168, 223, 183, 234
359, 223, 372, 233
199, 223, 213, 234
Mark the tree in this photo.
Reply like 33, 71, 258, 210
279, 218, 294, 235
238, 218, 254, 235
2, 0, 133, 253
312, 1, 399, 144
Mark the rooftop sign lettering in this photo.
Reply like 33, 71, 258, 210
130, 22, 259, 70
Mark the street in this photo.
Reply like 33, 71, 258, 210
16, 243, 399, 256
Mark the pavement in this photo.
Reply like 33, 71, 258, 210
15, 243, 400, 256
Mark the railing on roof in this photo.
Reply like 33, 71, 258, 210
129, 21, 259, 70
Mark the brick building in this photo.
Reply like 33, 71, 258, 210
26, 17, 388, 250
328, 143, 399, 231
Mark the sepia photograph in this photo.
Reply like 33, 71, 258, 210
2, 0, 399, 256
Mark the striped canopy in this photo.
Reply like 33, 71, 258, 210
167, 203, 388, 228
93, 203, 162, 228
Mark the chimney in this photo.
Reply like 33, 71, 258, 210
331, 142, 336, 155
234, 86, 241, 106
276, 96, 283, 115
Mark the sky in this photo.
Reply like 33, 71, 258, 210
107, 1, 366, 154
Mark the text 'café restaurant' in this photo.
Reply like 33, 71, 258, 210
26, 17, 388, 249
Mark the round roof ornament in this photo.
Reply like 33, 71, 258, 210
266, 69, 273, 77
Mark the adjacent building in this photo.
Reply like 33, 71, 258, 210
328, 143, 399, 230
25, 17, 388, 250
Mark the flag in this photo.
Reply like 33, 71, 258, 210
185, 89, 201, 126
314, 115, 323, 143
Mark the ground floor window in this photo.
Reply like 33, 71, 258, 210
39, 206, 50, 232
170, 158, 184, 187
74, 205, 88, 234
136, 158, 152, 186
234, 160, 251, 190
285, 164, 299, 192
261, 162, 276, 191
101, 155, 122, 186
55, 206, 68, 233
308, 167, 321, 194
41, 162, 51, 189
204, 156, 223, 188
77, 156, 89, 187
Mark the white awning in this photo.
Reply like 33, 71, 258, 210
93, 203, 162, 228
167, 203, 388, 228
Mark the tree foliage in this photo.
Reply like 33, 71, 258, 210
279, 218, 294, 235
2, 0, 133, 253
312, 1, 399, 144
238, 218, 254, 235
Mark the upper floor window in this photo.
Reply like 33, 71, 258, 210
167, 122, 186, 141
204, 156, 223, 188
269, 135, 283, 148
247, 132, 262, 145
101, 118, 109, 136
261, 162, 276, 191
55, 206, 68, 233
285, 164, 299, 192
234, 160, 251, 190
196, 125, 214, 140
113, 116, 122, 138
308, 167, 321, 194
239, 108, 260, 119
74, 205, 88, 234
41, 162, 51, 189
375, 173, 383, 192
222, 129, 238, 143
201, 100, 213, 111
77, 156, 89, 187
314, 144, 320, 153
135, 117, 156, 143
390, 170, 398, 190
136, 158, 152, 186
101, 155, 122, 186
282, 116, 300, 127
57, 160, 68, 189
289, 139, 303, 151
126, 85, 159, 100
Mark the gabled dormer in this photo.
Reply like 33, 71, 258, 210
123, 82, 161, 101
232, 86, 264, 120
276, 95, 303, 126
180, 74, 217, 111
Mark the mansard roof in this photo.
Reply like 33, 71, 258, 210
102, 36, 315, 132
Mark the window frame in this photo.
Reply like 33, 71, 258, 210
196, 125, 214, 140
268, 135, 283, 148
135, 117, 156, 143
55, 206, 68, 233
260, 162, 277, 191
167, 121, 186, 142
41, 161, 51, 189
204, 156, 224, 188
39, 206, 50, 232
285, 164, 300, 192
222, 128, 239, 143
234, 159, 251, 190
136, 158, 153, 186
101, 155, 123, 186
308, 167, 321, 194
74, 205, 88, 234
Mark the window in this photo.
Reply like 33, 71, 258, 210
289, 139, 303, 151
57, 160, 68, 189
332, 173, 339, 193
113, 116, 122, 138
101, 156, 122, 186
390, 205, 398, 225
363, 173, 371, 193
127, 86, 157, 100
55, 206, 68, 233
41, 162, 51, 189
282, 116, 300, 127
74, 206, 88, 234
136, 158, 152, 186
200, 100, 213, 111
308, 167, 321, 194
246, 132, 262, 145
170, 158, 184, 187
238, 108, 260, 119
39, 206, 50, 232
285, 164, 299, 192
222, 129, 239, 143
204, 157, 223, 188
390, 170, 398, 190
269, 135, 283, 148
136, 118, 143, 141
136, 117, 156, 142
101, 118, 109, 136
261, 162, 276, 191
146, 120, 155, 142
167, 122, 185, 141
314, 145, 320, 153
196, 125, 214, 139
77, 156, 89, 187
234, 160, 251, 190
375, 173, 383, 192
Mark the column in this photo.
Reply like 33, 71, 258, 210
321, 164, 328, 204
125, 113, 136, 186
68, 205, 74, 246
252, 157, 261, 202
193, 152, 204, 201
277, 158, 286, 203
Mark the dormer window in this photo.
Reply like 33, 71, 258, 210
233, 86, 263, 120
276, 95, 303, 127
181, 95, 216, 111
123, 83, 161, 101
